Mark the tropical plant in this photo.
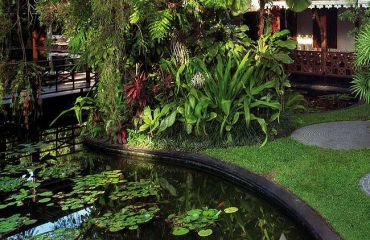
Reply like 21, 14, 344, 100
351, 72, 370, 103
138, 104, 177, 135
285, 0, 311, 12
282, 91, 307, 113
124, 64, 150, 116
195, 54, 281, 143
257, 0, 310, 35
351, 25, 370, 103
34, 1, 298, 145
50, 96, 96, 126
0, 1, 45, 129
177, 88, 217, 135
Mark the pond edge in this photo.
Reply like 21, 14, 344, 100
83, 137, 341, 240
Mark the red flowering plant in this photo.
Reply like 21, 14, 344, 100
152, 60, 176, 103
124, 64, 150, 117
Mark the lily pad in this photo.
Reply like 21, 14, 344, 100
38, 198, 52, 203
38, 191, 53, 197
172, 227, 189, 236
0, 214, 36, 235
224, 207, 239, 214
198, 229, 213, 237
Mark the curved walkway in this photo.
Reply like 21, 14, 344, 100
291, 121, 370, 150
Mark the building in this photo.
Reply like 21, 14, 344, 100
247, 0, 368, 84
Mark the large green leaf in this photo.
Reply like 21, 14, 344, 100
172, 227, 189, 236
286, 0, 311, 13
221, 99, 232, 116
276, 39, 297, 50
159, 111, 177, 133
231, 0, 251, 16
274, 53, 294, 64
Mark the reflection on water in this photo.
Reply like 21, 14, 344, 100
0, 127, 314, 240
0, 151, 312, 240
8, 208, 90, 240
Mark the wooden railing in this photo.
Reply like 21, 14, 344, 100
1, 125, 82, 161
287, 50, 354, 78
2, 58, 97, 103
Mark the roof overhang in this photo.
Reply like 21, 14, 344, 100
250, 0, 370, 10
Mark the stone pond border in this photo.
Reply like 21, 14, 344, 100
83, 137, 341, 240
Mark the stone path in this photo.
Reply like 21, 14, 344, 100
360, 174, 370, 196
292, 121, 370, 196
291, 121, 370, 150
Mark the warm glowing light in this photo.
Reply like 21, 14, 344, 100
297, 34, 313, 50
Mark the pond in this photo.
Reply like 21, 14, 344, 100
0, 127, 314, 240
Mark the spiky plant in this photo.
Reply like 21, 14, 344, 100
352, 25, 370, 103
354, 25, 370, 68
351, 72, 370, 103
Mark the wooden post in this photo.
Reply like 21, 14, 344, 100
258, 0, 266, 36
313, 9, 328, 75
271, 7, 281, 33
313, 9, 328, 51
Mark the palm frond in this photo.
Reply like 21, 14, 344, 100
355, 25, 370, 68
351, 72, 370, 103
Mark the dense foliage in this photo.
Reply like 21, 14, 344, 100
36, 0, 303, 146
0, 0, 44, 129
0, 151, 243, 238
340, 2, 370, 103
352, 25, 370, 103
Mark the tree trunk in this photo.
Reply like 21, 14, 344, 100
313, 9, 328, 51
258, 0, 266, 37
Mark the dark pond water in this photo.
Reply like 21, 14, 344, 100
0, 127, 314, 240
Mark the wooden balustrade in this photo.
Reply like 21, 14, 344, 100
287, 50, 354, 78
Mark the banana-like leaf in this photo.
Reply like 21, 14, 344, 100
250, 100, 281, 109
251, 114, 268, 147
243, 98, 251, 127
275, 40, 297, 50
286, 0, 311, 13
221, 99, 232, 116
274, 53, 294, 64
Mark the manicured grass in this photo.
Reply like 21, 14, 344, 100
297, 103, 370, 127
205, 105, 370, 240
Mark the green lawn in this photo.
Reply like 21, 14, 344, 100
297, 103, 370, 127
205, 105, 370, 240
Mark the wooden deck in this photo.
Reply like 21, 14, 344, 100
2, 61, 97, 104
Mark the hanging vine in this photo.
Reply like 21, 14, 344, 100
0, 0, 44, 129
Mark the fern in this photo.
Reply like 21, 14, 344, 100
149, 9, 172, 42
129, 0, 148, 24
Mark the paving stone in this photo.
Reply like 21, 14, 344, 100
359, 174, 370, 196
291, 121, 370, 150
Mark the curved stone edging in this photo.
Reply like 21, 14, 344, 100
83, 137, 341, 240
